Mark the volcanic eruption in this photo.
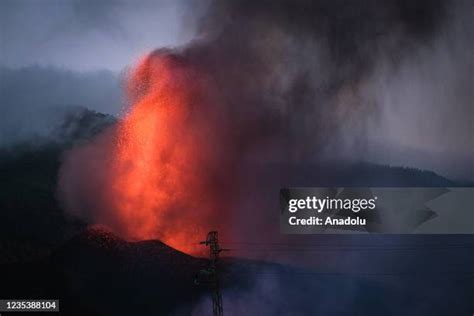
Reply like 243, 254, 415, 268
58, 0, 461, 257
58, 52, 231, 254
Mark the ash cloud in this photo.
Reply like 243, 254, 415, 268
364, 0, 473, 180
183, 0, 469, 166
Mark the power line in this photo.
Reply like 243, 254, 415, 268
222, 271, 474, 277
219, 242, 474, 247
220, 246, 472, 252
193, 241, 474, 249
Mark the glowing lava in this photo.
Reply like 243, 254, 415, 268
108, 54, 221, 254
57, 52, 230, 255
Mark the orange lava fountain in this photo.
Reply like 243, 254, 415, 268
104, 54, 220, 254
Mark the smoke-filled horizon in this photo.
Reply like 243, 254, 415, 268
55, 0, 473, 256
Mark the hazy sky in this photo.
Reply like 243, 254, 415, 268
0, 0, 472, 181
0, 0, 199, 72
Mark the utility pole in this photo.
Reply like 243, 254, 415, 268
196, 231, 227, 316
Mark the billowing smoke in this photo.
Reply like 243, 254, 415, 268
58, 0, 469, 254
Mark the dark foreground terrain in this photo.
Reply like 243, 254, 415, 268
0, 227, 472, 316
0, 109, 472, 315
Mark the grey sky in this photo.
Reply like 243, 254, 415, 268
0, 0, 472, 181
0, 0, 199, 72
